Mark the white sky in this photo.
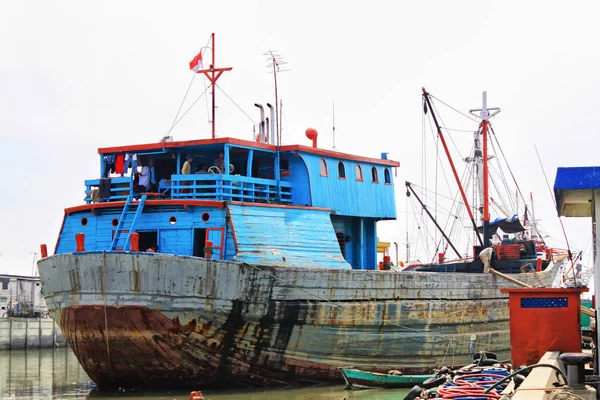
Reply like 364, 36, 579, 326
1, 1, 599, 275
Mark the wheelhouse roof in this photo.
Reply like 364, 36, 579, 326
97, 137, 400, 167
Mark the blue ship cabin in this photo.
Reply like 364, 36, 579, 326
54, 136, 399, 270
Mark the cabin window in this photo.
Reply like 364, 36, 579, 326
335, 232, 345, 256
338, 162, 346, 179
169, 216, 177, 225
81, 217, 88, 226
111, 218, 119, 227
384, 168, 391, 184
319, 158, 328, 177
280, 158, 290, 177
356, 165, 363, 182
372, 167, 379, 183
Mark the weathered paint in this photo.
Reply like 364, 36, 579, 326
228, 204, 351, 269
39, 252, 559, 390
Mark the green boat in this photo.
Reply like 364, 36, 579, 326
340, 368, 436, 389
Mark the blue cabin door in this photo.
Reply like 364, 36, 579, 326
205, 228, 224, 260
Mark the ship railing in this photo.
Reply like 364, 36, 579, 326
84, 177, 132, 204
168, 174, 293, 203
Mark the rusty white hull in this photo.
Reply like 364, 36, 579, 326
38, 252, 558, 390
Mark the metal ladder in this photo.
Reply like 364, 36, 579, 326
110, 194, 147, 250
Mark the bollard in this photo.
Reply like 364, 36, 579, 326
559, 352, 593, 388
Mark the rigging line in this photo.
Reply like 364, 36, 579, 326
431, 98, 467, 162
169, 73, 198, 134
489, 125, 527, 206
488, 137, 517, 213
430, 94, 480, 123
215, 83, 258, 126
488, 163, 515, 215
445, 128, 478, 133
164, 85, 211, 134
240, 262, 487, 345
415, 189, 470, 222
408, 194, 435, 258
169, 34, 213, 134
534, 144, 573, 259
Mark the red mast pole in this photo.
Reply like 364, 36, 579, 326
211, 33, 215, 139
196, 33, 232, 139
422, 88, 484, 247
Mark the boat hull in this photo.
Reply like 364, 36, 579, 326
38, 252, 557, 390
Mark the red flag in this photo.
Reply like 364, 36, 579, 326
189, 51, 203, 72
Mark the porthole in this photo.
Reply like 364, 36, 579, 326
81, 217, 88, 226
202, 212, 210, 222
169, 216, 177, 225
111, 218, 119, 227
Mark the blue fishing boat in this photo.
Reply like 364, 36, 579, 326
38, 35, 559, 390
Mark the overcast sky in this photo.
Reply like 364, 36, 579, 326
1, 1, 599, 275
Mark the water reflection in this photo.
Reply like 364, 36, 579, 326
0, 347, 93, 399
0, 347, 409, 400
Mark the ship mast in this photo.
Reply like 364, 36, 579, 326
469, 92, 500, 247
197, 33, 232, 139
422, 88, 484, 247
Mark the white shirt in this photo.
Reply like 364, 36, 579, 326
139, 166, 150, 188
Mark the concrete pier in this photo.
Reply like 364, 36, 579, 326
0, 318, 66, 350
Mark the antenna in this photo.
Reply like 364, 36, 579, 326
30, 252, 38, 277
264, 51, 290, 146
332, 102, 336, 149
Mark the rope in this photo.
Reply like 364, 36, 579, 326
163, 85, 211, 135
167, 34, 213, 136
534, 144, 573, 260
430, 94, 480, 123
215, 83, 258, 126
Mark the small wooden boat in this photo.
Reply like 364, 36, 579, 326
340, 367, 436, 390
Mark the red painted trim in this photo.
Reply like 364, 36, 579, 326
54, 212, 67, 255
282, 144, 400, 166
65, 199, 226, 214
225, 204, 239, 253
228, 201, 331, 212
97, 137, 400, 167
205, 227, 225, 260
98, 137, 276, 154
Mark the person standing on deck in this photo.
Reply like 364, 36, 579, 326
181, 155, 193, 194
139, 163, 151, 192
214, 152, 225, 174
182, 155, 193, 175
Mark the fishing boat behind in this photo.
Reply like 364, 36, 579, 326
38, 36, 561, 390
340, 368, 435, 390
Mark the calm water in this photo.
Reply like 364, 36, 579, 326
0, 348, 409, 400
